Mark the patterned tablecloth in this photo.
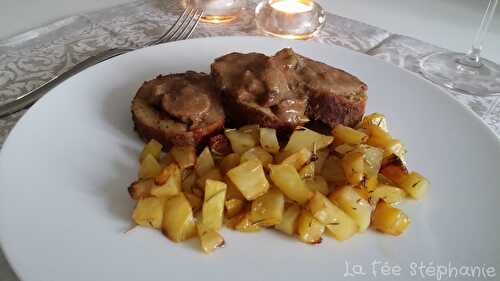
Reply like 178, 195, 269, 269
0, 0, 499, 280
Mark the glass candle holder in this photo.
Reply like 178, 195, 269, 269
184, 0, 247, 23
255, 0, 326, 39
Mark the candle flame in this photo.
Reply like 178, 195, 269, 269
270, 0, 313, 14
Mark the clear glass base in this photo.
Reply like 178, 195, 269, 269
420, 52, 500, 96
255, 0, 325, 40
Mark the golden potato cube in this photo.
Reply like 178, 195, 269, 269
225, 177, 246, 200
128, 179, 154, 200
250, 189, 285, 227
297, 210, 325, 244
234, 212, 261, 232
150, 164, 181, 198
281, 148, 312, 170
359, 113, 388, 132
132, 197, 164, 229
158, 152, 175, 168
365, 175, 379, 192
332, 124, 369, 145
353, 187, 370, 201
341, 151, 365, 185
358, 145, 384, 178
314, 149, 330, 175
162, 193, 196, 242
239, 124, 260, 143
139, 154, 163, 180
275, 204, 301, 235
283, 127, 334, 155
170, 146, 196, 169
202, 180, 227, 231
304, 176, 329, 195
225, 198, 245, 218
195, 147, 215, 177
197, 223, 225, 254
184, 192, 203, 212
307, 191, 357, 241
139, 139, 163, 162
299, 162, 315, 179
372, 202, 410, 236
196, 168, 223, 190
320, 155, 345, 184
225, 129, 257, 154
269, 164, 313, 204
329, 185, 372, 232
220, 153, 240, 174
383, 139, 406, 160
227, 160, 270, 201
380, 155, 409, 185
260, 127, 280, 154
369, 184, 406, 206
334, 144, 356, 155
399, 172, 429, 200
365, 124, 393, 148
240, 147, 274, 167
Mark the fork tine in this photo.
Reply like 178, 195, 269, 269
164, 8, 197, 43
178, 9, 204, 41
146, 7, 192, 47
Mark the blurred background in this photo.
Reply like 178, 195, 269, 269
1, 0, 499, 62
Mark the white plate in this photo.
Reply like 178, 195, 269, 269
1, 37, 499, 281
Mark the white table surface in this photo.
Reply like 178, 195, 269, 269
1, 0, 500, 62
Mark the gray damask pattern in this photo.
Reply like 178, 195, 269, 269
1, 0, 499, 279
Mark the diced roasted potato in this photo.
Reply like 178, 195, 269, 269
181, 170, 197, 193
151, 164, 181, 198
359, 113, 388, 132
332, 124, 368, 145
139, 154, 163, 180
225, 129, 257, 154
128, 179, 154, 200
399, 172, 429, 200
365, 175, 379, 192
132, 197, 164, 229
275, 204, 301, 235
170, 146, 196, 169
383, 139, 406, 160
234, 212, 261, 232
195, 147, 215, 176
314, 149, 329, 175
366, 124, 393, 148
304, 176, 329, 195
371, 202, 410, 236
334, 144, 356, 155
297, 210, 325, 244
307, 191, 357, 241
353, 187, 370, 201
299, 162, 315, 179
283, 127, 334, 155
239, 124, 260, 143
184, 192, 203, 212
219, 153, 240, 174
369, 184, 406, 206
320, 155, 345, 184
202, 180, 227, 231
240, 147, 273, 167
139, 139, 163, 162
329, 185, 372, 232
357, 145, 384, 178
196, 168, 223, 189
225, 198, 245, 218
380, 155, 409, 185
197, 223, 225, 254
259, 127, 280, 154
341, 151, 365, 185
162, 193, 196, 242
281, 148, 312, 170
225, 177, 246, 200
269, 164, 313, 204
226, 160, 270, 200
250, 189, 285, 227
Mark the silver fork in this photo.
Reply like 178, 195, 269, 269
0, 7, 204, 118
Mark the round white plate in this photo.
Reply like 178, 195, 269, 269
1, 37, 499, 281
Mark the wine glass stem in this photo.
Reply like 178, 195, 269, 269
460, 0, 498, 67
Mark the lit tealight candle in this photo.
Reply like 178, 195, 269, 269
255, 0, 326, 39
270, 0, 313, 14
